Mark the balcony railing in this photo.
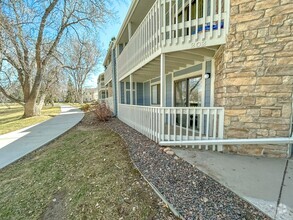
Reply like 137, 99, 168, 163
104, 62, 113, 85
118, 104, 224, 151
117, 0, 229, 80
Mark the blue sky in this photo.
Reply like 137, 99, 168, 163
86, 0, 131, 88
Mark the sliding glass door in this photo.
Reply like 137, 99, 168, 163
174, 76, 202, 128
175, 76, 202, 107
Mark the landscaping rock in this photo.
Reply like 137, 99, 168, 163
107, 118, 271, 220
163, 147, 171, 152
166, 150, 175, 156
174, 156, 179, 160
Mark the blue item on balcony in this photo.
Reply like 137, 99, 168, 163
193, 21, 224, 34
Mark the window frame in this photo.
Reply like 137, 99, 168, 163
151, 83, 161, 105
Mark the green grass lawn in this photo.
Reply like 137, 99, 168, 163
0, 112, 173, 219
0, 104, 61, 135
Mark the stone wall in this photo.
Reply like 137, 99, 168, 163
214, 0, 293, 157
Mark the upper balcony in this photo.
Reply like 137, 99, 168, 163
97, 73, 106, 91
104, 62, 113, 85
117, 0, 229, 81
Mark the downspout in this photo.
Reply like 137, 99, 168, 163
112, 44, 118, 116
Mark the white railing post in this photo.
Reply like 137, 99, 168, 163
188, 0, 192, 43
173, 109, 176, 141
210, 0, 214, 40
181, 0, 185, 44
212, 109, 217, 151
203, 0, 207, 40
175, 0, 179, 45
218, 108, 224, 151
169, 0, 172, 45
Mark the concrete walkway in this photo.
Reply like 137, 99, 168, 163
173, 148, 293, 220
0, 106, 84, 169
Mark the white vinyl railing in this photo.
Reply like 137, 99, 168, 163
119, 104, 224, 151
105, 97, 114, 112
104, 62, 112, 85
117, 0, 229, 80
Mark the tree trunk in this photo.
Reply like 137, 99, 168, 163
36, 93, 46, 114
24, 99, 38, 117
77, 88, 83, 104
80, 92, 83, 104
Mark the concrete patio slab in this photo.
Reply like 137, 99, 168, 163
0, 106, 84, 169
172, 148, 293, 219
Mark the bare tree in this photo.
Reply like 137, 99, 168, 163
38, 63, 64, 109
64, 39, 100, 104
0, 0, 113, 117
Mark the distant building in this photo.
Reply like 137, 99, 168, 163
83, 88, 98, 103
97, 73, 108, 101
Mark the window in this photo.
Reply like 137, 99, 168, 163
151, 84, 160, 105
101, 91, 106, 99
175, 76, 202, 107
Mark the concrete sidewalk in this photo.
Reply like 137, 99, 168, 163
0, 105, 84, 169
173, 148, 293, 220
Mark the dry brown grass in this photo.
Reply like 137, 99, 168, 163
0, 112, 174, 220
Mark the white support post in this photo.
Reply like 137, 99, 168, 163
128, 22, 132, 41
160, 53, 166, 142
130, 74, 133, 105
160, 53, 166, 107
211, 58, 215, 107
202, 61, 206, 107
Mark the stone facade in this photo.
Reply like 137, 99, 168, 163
214, 0, 293, 157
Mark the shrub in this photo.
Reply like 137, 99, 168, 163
81, 103, 91, 112
94, 103, 112, 122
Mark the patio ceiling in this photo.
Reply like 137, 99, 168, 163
124, 46, 219, 82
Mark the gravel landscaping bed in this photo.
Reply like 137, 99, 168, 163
107, 118, 271, 220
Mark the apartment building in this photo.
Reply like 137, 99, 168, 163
83, 88, 98, 103
97, 73, 108, 102
103, 0, 293, 158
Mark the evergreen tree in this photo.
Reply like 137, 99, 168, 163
65, 78, 75, 103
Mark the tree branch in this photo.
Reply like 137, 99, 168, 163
0, 85, 24, 105
35, 0, 59, 72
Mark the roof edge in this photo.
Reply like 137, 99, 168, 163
115, 0, 139, 45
